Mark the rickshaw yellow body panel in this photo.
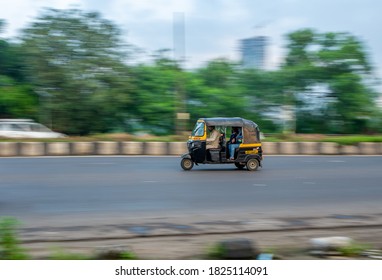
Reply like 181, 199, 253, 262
239, 143, 262, 148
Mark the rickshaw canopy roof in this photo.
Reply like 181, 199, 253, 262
199, 117, 258, 130
199, 117, 260, 143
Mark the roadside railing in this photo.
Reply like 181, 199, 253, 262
0, 141, 382, 156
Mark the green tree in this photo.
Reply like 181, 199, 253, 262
1, 21, 37, 119
129, 52, 182, 135
20, 8, 132, 135
237, 68, 286, 132
186, 59, 246, 120
0, 75, 37, 118
283, 29, 378, 133
0, 42, 27, 83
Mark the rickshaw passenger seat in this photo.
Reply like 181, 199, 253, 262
207, 133, 226, 161
208, 148, 220, 161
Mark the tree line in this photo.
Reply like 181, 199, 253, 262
1, 8, 381, 135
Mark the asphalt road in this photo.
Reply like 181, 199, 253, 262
1, 155, 382, 226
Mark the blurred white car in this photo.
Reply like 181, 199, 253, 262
0, 119, 66, 139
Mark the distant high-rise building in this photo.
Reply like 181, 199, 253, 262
240, 36, 268, 69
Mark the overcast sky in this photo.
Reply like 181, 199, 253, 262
1, 0, 381, 81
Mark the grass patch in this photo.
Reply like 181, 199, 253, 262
323, 135, 382, 145
337, 243, 370, 257
0, 217, 29, 260
49, 248, 90, 260
206, 243, 226, 259
263, 133, 382, 145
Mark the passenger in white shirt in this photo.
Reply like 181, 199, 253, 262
206, 126, 220, 149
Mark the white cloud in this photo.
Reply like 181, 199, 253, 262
106, 0, 195, 23
0, 0, 82, 37
214, 0, 253, 22
0, 0, 34, 37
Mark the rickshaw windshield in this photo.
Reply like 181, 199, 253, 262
191, 122, 205, 136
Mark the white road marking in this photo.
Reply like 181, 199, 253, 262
303, 181, 316, 185
253, 183, 267, 187
83, 162, 115, 165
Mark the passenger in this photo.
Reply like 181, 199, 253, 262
228, 127, 242, 160
206, 125, 220, 149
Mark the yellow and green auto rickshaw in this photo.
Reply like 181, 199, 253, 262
180, 117, 263, 171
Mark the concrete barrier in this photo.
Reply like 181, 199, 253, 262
319, 142, 339, 155
262, 142, 279, 155
1, 141, 382, 157
145, 142, 167, 155
96, 141, 119, 155
0, 142, 19, 156
340, 144, 359, 155
47, 142, 70, 156
20, 142, 45, 156
121, 142, 143, 155
71, 142, 95, 155
359, 142, 380, 155
168, 142, 188, 155
299, 142, 320, 155
279, 142, 299, 155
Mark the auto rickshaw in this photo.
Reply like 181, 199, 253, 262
180, 117, 263, 171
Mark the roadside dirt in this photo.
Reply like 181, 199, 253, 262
17, 212, 382, 260
23, 226, 382, 260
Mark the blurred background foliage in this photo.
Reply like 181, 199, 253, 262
0, 9, 381, 136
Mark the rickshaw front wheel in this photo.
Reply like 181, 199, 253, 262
246, 158, 259, 171
181, 158, 194, 171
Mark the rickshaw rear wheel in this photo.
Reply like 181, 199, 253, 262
235, 162, 245, 170
246, 158, 259, 171
181, 158, 194, 171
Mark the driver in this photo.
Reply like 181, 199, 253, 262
206, 125, 220, 149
